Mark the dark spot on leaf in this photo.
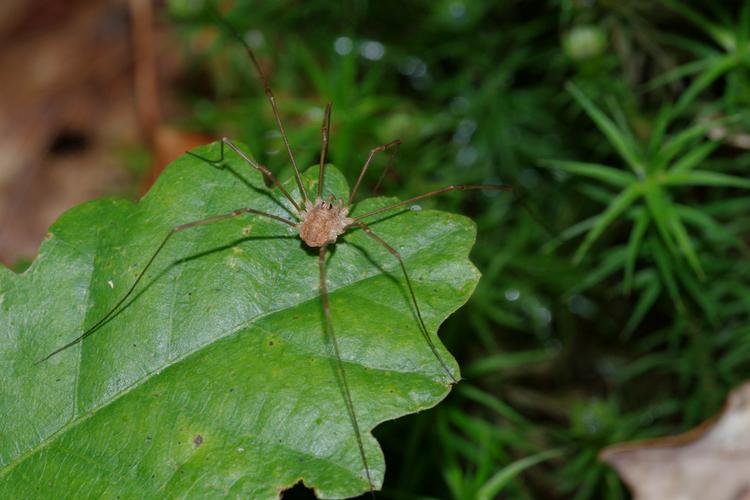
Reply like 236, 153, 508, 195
55, 378, 60, 382
146, 436, 152, 441
229, 388, 235, 393
268, 340, 274, 346
193, 435, 203, 446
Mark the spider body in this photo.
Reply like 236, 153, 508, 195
298, 197, 352, 248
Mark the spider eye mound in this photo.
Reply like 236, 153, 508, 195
298, 197, 353, 248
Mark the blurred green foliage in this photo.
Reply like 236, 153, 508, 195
163, 0, 750, 497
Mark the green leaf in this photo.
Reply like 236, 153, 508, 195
671, 55, 737, 118
622, 272, 661, 338
739, 1, 750, 54
654, 117, 729, 172
463, 349, 557, 379
566, 83, 644, 175
644, 59, 714, 94
676, 204, 749, 252
0, 142, 481, 498
670, 141, 720, 173
624, 209, 650, 295
660, 170, 750, 189
569, 247, 628, 296
643, 184, 678, 254
542, 214, 599, 254
573, 183, 642, 264
456, 385, 528, 426
660, 0, 734, 51
665, 205, 705, 279
661, 32, 722, 59
650, 238, 685, 312
538, 160, 636, 188
674, 263, 718, 324
648, 104, 675, 157
476, 448, 563, 500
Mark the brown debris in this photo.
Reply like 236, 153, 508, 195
601, 382, 750, 500
0, 0, 202, 266
0, 0, 137, 265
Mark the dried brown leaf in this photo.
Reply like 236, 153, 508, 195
601, 382, 750, 500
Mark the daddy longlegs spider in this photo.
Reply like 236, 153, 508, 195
38, 24, 512, 497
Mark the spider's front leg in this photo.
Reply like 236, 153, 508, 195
37, 208, 296, 365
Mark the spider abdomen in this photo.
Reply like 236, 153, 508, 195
298, 198, 352, 247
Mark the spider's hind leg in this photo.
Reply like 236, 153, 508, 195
346, 221, 459, 384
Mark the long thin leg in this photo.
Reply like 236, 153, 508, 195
318, 245, 375, 496
372, 140, 400, 196
349, 140, 401, 205
347, 221, 458, 384
353, 183, 513, 221
187, 137, 301, 214
36, 208, 296, 365
215, 18, 309, 205
318, 102, 332, 199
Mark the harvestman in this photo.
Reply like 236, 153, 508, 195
39, 29, 512, 495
